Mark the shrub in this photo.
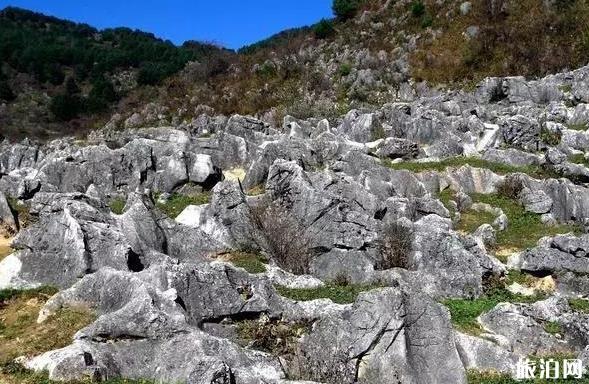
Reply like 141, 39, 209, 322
49, 93, 84, 121
314, 19, 336, 39
376, 221, 414, 270
420, 13, 433, 28
338, 63, 352, 77
540, 127, 562, 146
0, 80, 15, 101
235, 318, 311, 355
411, 1, 426, 17
249, 201, 312, 275
109, 198, 126, 215
496, 177, 524, 200
332, 0, 361, 20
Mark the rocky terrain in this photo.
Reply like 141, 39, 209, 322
2, 58, 589, 383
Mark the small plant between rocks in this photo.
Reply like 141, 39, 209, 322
155, 192, 211, 219
442, 280, 546, 336
0, 287, 94, 366
235, 318, 312, 355
376, 221, 414, 270
223, 251, 268, 274
275, 283, 383, 304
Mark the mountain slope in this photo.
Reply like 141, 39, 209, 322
0, 6, 230, 140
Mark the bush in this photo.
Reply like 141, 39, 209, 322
314, 19, 336, 39
249, 201, 312, 275
49, 93, 83, 121
332, 0, 361, 20
0, 80, 15, 101
411, 1, 426, 17
377, 221, 414, 270
338, 63, 352, 77
496, 177, 524, 200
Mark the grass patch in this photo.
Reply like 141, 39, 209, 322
442, 287, 545, 336
235, 319, 311, 355
0, 287, 94, 366
275, 283, 383, 304
246, 184, 266, 196
383, 157, 558, 180
569, 298, 589, 313
155, 192, 210, 219
108, 198, 126, 215
569, 153, 589, 167
0, 363, 154, 384
226, 251, 268, 274
470, 194, 582, 255
467, 368, 589, 383
0, 237, 13, 262
543, 321, 562, 335
506, 270, 540, 287
458, 210, 497, 233
567, 123, 587, 132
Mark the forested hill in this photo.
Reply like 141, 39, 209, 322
0, 6, 230, 139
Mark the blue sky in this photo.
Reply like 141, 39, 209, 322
0, 1, 334, 49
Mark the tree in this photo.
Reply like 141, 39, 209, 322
314, 19, 336, 39
50, 93, 83, 121
0, 80, 15, 101
332, 0, 361, 20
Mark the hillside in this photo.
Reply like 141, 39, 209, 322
4, 1, 589, 141
3, 1, 589, 383
0, 6, 230, 140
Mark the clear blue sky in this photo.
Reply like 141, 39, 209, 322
0, 0, 334, 49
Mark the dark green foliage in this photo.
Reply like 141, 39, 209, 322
332, 0, 361, 20
0, 80, 15, 101
411, 1, 426, 17
49, 93, 84, 121
64, 77, 80, 95
314, 19, 336, 39
238, 27, 311, 55
0, 6, 224, 97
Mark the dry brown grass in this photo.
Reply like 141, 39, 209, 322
411, 0, 589, 84
0, 289, 95, 366
0, 237, 13, 262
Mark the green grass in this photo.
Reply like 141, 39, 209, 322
1, 363, 154, 384
442, 287, 545, 336
0, 287, 58, 303
505, 270, 540, 287
467, 369, 589, 383
228, 252, 268, 274
275, 283, 383, 304
383, 156, 558, 179
155, 192, 210, 219
470, 194, 582, 254
569, 298, 589, 313
458, 210, 497, 233
567, 123, 587, 132
0, 287, 94, 366
569, 153, 589, 167
543, 321, 562, 335
108, 198, 126, 214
